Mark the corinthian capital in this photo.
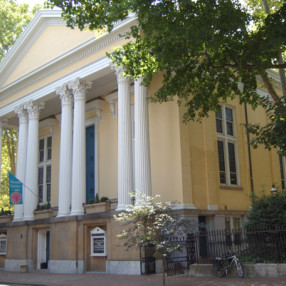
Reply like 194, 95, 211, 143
14, 104, 28, 124
110, 64, 130, 84
68, 78, 92, 101
24, 101, 45, 120
56, 84, 73, 105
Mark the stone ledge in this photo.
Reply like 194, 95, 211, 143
186, 263, 286, 278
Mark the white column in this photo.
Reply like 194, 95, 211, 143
113, 66, 133, 210
0, 121, 5, 185
134, 77, 152, 201
68, 78, 91, 216
0, 120, 6, 205
56, 84, 73, 217
13, 105, 28, 221
23, 101, 44, 221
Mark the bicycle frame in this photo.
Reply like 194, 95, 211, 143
213, 252, 244, 278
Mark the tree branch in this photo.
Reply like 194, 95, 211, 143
260, 70, 282, 104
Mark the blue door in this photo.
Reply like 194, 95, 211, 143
86, 125, 95, 203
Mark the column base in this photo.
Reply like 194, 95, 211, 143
70, 210, 84, 216
116, 204, 128, 211
57, 212, 70, 218
23, 216, 34, 221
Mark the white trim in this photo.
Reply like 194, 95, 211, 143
216, 105, 240, 186
0, 56, 111, 118
0, 10, 137, 90
0, 10, 64, 83
90, 227, 106, 257
38, 135, 52, 203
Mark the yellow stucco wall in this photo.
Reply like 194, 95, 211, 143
148, 75, 184, 203
98, 101, 118, 199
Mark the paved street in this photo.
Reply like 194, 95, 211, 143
0, 271, 285, 286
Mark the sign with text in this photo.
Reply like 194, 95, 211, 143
9, 172, 23, 205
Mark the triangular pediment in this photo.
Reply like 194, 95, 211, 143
0, 10, 95, 89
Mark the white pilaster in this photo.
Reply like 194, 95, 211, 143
113, 66, 133, 210
13, 105, 28, 221
134, 77, 152, 202
68, 78, 91, 215
56, 84, 73, 217
23, 101, 44, 221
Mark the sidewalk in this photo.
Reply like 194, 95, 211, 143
0, 271, 286, 286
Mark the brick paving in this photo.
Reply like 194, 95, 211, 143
0, 271, 285, 286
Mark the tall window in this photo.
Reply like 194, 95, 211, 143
38, 136, 52, 203
279, 155, 286, 190
216, 106, 239, 186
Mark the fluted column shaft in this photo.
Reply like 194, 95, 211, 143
13, 106, 28, 221
69, 78, 90, 215
56, 85, 73, 217
0, 121, 5, 184
114, 67, 133, 210
134, 77, 152, 202
23, 102, 44, 220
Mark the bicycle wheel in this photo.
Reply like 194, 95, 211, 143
213, 260, 226, 277
235, 259, 244, 278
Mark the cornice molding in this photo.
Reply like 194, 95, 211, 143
0, 10, 64, 86
0, 11, 137, 101
0, 19, 136, 101
0, 56, 111, 119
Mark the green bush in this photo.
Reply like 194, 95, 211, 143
244, 191, 286, 229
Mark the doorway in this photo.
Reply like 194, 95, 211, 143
37, 230, 50, 270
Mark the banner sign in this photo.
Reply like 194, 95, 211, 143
9, 172, 23, 205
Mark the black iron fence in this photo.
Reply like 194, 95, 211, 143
193, 227, 286, 264
139, 227, 286, 276
165, 227, 286, 275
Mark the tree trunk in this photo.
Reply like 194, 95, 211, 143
260, 70, 282, 104
261, 0, 286, 98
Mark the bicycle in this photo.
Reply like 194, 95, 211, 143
213, 252, 244, 278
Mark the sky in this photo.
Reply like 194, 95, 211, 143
16, 0, 46, 6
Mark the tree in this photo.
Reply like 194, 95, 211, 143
244, 190, 286, 229
0, 129, 17, 213
243, 190, 286, 263
114, 193, 195, 285
49, 0, 285, 152
0, 0, 42, 61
